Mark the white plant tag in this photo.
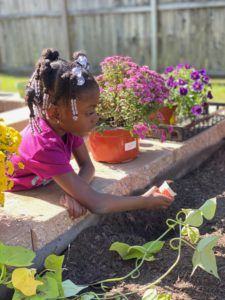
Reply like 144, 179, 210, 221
159, 181, 177, 197
125, 140, 137, 151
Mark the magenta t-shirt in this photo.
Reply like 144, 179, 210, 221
9, 118, 84, 191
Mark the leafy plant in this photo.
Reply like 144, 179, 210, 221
0, 198, 219, 299
95, 56, 169, 139
0, 119, 23, 206
163, 64, 213, 122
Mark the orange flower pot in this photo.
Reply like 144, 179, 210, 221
88, 129, 139, 163
149, 106, 176, 125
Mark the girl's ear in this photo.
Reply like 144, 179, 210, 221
46, 104, 60, 123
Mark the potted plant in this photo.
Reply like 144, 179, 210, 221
88, 56, 169, 163
163, 64, 213, 124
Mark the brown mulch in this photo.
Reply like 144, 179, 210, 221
63, 143, 225, 300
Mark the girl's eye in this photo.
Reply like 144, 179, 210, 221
86, 111, 95, 116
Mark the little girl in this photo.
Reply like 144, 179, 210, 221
9, 48, 174, 218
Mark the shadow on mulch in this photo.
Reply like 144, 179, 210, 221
63, 144, 225, 300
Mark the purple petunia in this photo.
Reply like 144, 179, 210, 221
199, 69, 207, 76
164, 66, 174, 74
191, 71, 200, 80
202, 75, 209, 84
192, 81, 203, 92
178, 79, 186, 86
179, 86, 188, 96
191, 105, 202, 116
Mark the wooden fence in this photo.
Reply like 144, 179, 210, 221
0, 0, 225, 76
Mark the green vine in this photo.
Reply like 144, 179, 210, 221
0, 198, 219, 300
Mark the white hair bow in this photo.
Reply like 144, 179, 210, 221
72, 55, 89, 86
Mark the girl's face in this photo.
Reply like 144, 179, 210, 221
53, 87, 100, 137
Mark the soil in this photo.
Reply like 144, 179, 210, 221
63, 143, 225, 300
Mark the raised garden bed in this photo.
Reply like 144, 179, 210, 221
63, 143, 225, 299
149, 103, 225, 142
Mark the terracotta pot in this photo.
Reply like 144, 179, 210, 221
88, 129, 139, 163
150, 106, 176, 125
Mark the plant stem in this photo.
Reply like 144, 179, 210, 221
139, 223, 182, 291
92, 224, 176, 286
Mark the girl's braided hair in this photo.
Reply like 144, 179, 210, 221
25, 48, 98, 133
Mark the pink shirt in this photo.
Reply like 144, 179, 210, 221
9, 118, 84, 191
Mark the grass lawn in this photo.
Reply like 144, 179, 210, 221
0, 73, 225, 102
0, 73, 29, 92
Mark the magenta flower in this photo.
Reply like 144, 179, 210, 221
132, 123, 149, 139
96, 55, 168, 139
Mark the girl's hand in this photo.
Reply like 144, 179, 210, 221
59, 194, 87, 219
142, 186, 174, 210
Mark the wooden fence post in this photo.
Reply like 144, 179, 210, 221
61, 0, 71, 59
151, 0, 158, 71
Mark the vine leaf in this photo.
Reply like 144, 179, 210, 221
182, 226, 200, 244
44, 254, 64, 296
199, 198, 217, 220
0, 243, 35, 267
184, 210, 203, 227
110, 241, 164, 261
142, 288, 157, 299
192, 236, 220, 279
62, 279, 88, 298
33, 275, 59, 299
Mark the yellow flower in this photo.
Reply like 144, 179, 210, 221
6, 160, 14, 175
7, 180, 14, 190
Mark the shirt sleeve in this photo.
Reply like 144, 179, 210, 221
27, 146, 74, 180
72, 135, 84, 151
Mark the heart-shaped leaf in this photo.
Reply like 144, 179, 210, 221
199, 198, 217, 220
192, 236, 219, 279
184, 210, 203, 227
62, 279, 88, 297
0, 243, 35, 267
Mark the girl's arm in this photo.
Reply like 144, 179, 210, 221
72, 143, 95, 184
53, 171, 174, 215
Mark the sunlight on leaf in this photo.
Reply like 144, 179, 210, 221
157, 294, 172, 300
44, 254, 64, 296
142, 288, 157, 300
184, 210, 203, 227
33, 275, 59, 299
62, 279, 88, 298
199, 198, 217, 220
143, 241, 165, 254
192, 236, 220, 279
0, 243, 35, 267
110, 242, 129, 258
12, 268, 43, 296
187, 227, 200, 244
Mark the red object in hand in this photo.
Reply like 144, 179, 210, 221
159, 181, 177, 198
